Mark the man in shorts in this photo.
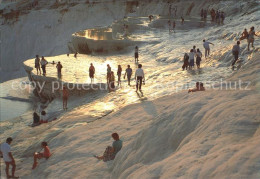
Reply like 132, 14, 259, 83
0, 137, 18, 178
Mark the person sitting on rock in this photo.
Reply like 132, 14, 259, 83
32, 142, 51, 169
188, 82, 205, 93
95, 133, 123, 162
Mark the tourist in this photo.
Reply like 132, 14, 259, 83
109, 71, 115, 90
124, 65, 132, 86
148, 15, 154, 22
63, 86, 69, 110
67, 53, 69, 57
35, 55, 41, 75
196, 49, 202, 69
135, 64, 145, 92
248, 26, 258, 51
181, 16, 184, 25
210, 8, 216, 21
95, 133, 123, 162
32, 142, 51, 169
40, 56, 48, 76
189, 49, 195, 69
182, 53, 189, 71
56, 61, 63, 76
193, 45, 196, 53
0, 137, 18, 179
172, 21, 176, 32
89, 63, 95, 83
188, 82, 205, 93
203, 9, 207, 19
33, 112, 40, 126
169, 4, 172, 16
220, 11, 225, 24
232, 41, 240, 67
240, 29, 249, 41
203, 39, 214, 58
107, 64, 111, 84
200, 8, 204, 19
117, 65, 122, 86
40, 111, 48, 123
168, 20, 171, 32
135, 46, 139, 62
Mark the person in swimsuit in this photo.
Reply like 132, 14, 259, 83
117, 65, 122, 86
89, 63, 95, 83
62, 86, 69, 110
32, 142, 51, 169
248, 26, 258, 51
107, 64, 111, 84
135, 46, 139, 62
188, 82, 205, 93
35, 55, 41, 75
240, 29, 248, 41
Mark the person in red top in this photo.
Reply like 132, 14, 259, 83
62, 86, 69, 110
32, 142, 51, 169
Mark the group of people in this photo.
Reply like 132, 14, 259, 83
232, 26, 258, 68
89, 62, 145, 92
35, 55, 48, 76
34, 55, 63, 77
0, 137, 52, 177
1, 133, 122, 177
201, 8, 225, 24
182, 40, 214, 70
239, 26, 258, 51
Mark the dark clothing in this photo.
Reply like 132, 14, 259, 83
33, 114, 40, 124
136, 76, 143, 90
182, 54, 189, 70
135, 52, 139, 59
196, 57, 201, 66
42, 65, 46, 74
56, 64, 62, 73
232, 51, 239, 66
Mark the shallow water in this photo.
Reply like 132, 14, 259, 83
0, 78, 32, 121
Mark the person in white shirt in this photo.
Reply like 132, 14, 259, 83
203, 39, 214, 58
40, 56, 48, 76
135, 64, 145, 92
0, 137, 18, 178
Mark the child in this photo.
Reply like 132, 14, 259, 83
32, 142, 51, 169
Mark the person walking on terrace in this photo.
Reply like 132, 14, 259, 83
135, 64, 145, 92
232, 41, 240, 67
203, 39, 214, 58
117, 65, 122, 86
124, 65, 132, 86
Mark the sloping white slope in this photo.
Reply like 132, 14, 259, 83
5, 52, 258, 179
